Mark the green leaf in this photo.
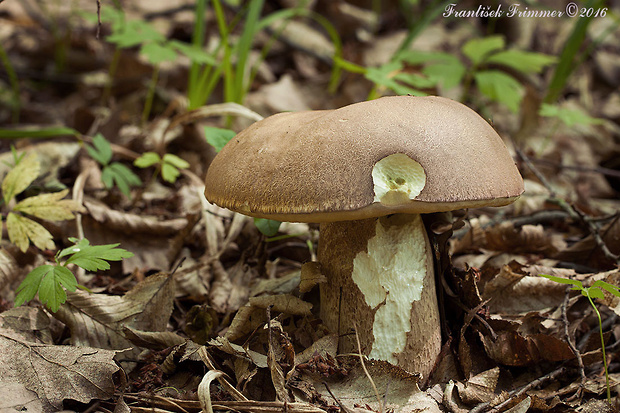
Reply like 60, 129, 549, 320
57, 238, 91, 260
66, 243, 134, 271
254, 218, 282, 237
462, 36, 505, 66
539, 273, 584, 289
141, 42, 177, 65
365, 62, 425, 96
474, 70, 523, 112
106, 19, 165, 48
0, 127, 79, 139
161, 163, 180, 183
2, 152, 40, 204
423, 59, 466, 90
86, 133, 113, 166
591, 280, 620, 298
539, 103, 604, 127
13, 189, 81, 221
393, 72, 437, 89
15, 264, 55, 307
38, 266, 77, 312
585, 287, 605, 299
204, 126, 237, 152
134, 152, 161, 168
162, 153, 190, 169
169, 40, 216, 65
103, 163, 142, 197
486, 50, 557, 74
6, 212, 55, 252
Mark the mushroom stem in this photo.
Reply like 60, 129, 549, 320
317, 213, 441, 380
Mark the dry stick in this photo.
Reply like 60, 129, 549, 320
322, 382, 351, 413
470, 367, 567, 413
352, 322, 383, 413
515, 147, 619, 263
561, 286, 586, 402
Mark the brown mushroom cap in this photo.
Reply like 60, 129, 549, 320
205, 96, 524, 223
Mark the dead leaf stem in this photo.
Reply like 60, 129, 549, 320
353, 321, 383, 413
561, 286, 586, 402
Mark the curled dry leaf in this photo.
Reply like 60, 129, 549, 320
483, 262, 569, 314
81, 198, 190, 270
249, 294, 313, 316
454, 367, 500, 405
209, 336, 268, 368
53, 273, 174, 353
0, 308, 120, 412
480, 326, 574, 366
84, 199, 188, 235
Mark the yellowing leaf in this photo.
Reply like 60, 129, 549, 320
2, 152, 40, 204
6, 213, 55, 252
13, 189, 83, 221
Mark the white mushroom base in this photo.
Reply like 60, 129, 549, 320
318, 213, 441, 380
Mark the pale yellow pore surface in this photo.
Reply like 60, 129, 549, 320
351, 215, 427, 363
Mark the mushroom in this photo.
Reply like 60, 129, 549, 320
204, 96, 524, 379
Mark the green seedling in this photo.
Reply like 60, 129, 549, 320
1, 152, 82, 252
86, 133, 141, 198
86, 7, 215, 121
15, 237, 134, 312
540, 274, 620, 405
134, 152, 190, 184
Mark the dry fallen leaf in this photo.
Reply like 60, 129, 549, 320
0, 308, 120, 412
53, 273, 174, 354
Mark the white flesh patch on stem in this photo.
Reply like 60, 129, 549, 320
372, 154, 426, 205
351, 214, 427, 363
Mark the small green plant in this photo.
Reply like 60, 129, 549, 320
340, 35, 556, 113
134, 152, 190, 184
539, 274, 620, 405
15, 237, 134, 312
86, 133, 142, 198
87, 7, 216, 121
1, 151, 82, 252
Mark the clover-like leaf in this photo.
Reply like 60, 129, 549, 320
462, 35, 505, 66
65, 243, 134, 271
13, 189, 83, 221
6, 213, 55, 252
2, 152, 40, 204
134, 152, 161, 168
486, 49, 556, 74
86, 134, 113, 166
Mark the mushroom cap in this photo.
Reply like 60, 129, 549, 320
205, 96, 524, 223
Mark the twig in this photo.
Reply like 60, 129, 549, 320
352, 321, 383, 413
561, 286, 585, 402
470, 367, 566, 413
516, 147, 619, 263
531, 158, 620, 179
322, 382, 351, 413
